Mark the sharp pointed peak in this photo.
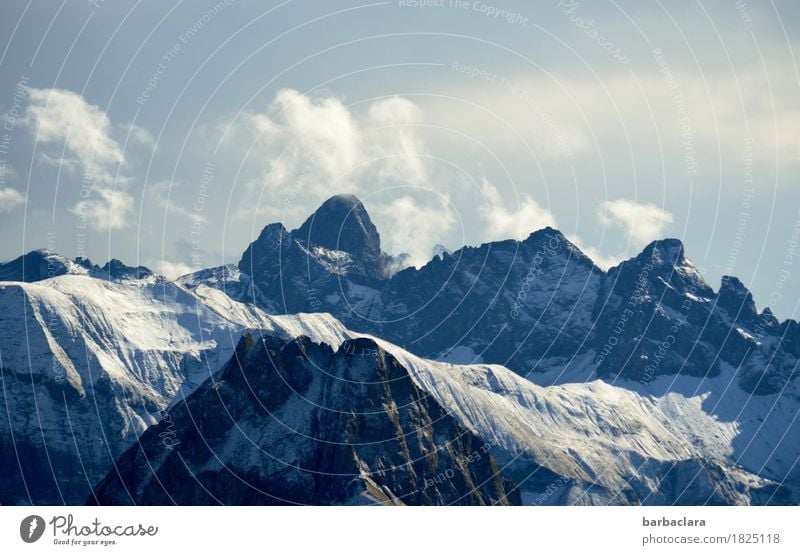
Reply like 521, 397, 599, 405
293, 193, 381, 259
522, 227, 599, 268
636, 238, 686, 266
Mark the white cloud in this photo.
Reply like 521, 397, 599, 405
25, 88, 125, 185
599, 198, 673, 247
478, 179, 556, 241
373, 195, 456, 268
70, 188, 134, 230
0, 187, 25, 213
153, 259, 194, 280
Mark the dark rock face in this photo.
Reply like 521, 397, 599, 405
591, 239, 719, 382
186, 196, 799, 393
90, 334, 519, 505
0, 250, 73, 282
233, 197, 394, 313
293, 194, 387, 278
93, 259, 153, 281
237, 195, 390, 285
379, 228, 603, 373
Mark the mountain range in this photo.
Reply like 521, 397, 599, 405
1, 194, 798, 505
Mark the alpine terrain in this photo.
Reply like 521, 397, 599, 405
1, 194, 798, 505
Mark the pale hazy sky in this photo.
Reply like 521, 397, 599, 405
1, 0, 799, 319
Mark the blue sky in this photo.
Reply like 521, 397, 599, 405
1, 0, 799, 319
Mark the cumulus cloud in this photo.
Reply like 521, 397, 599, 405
70, 188, 135, 231
599, 198, 673, 247
25, 88, 125, 185
373, 195, 456, 268
478, 179, 556, 241
0, 187, 25, 213
225, 89, 429, 222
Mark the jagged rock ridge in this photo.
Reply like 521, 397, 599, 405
182, 195, 799, 395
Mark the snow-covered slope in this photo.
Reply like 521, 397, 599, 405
0, 273, 350, 504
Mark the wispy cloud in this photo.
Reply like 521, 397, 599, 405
367, 97, 427, 185
567, 198, 675, 270
567, 236, 622, 271
121, 122, 155, 148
